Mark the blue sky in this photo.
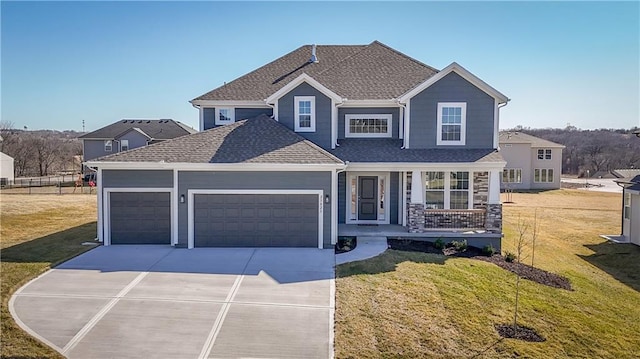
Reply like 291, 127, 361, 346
2, 1, 638, 131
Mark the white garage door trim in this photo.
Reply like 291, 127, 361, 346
188, 189, 324, 249
103, 187, 175, 246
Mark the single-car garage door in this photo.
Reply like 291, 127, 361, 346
193, 193, 319, 247
110, 192, 171, 244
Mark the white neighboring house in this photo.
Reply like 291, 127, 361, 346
615, 175, 640, 246
498, 132, 565, 190
0, 152, 15, 185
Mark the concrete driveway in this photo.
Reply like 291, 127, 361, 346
10, 246, 335, 359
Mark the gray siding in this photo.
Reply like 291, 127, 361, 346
235, 108, 273, 121
177, 171, 332, 247
499, 143, 532, 190
390, 172, 399, 225
83, 139, 114, 161
203, 108, 216, 130
116, 131, 149, 151
102, 170, 173, 188
529, 147, 563, 190
338, 172, 346, 224
203, 107, 273, 130
278, 82, 332, 149
338, 107, 400, 139
409, 72, 495, 149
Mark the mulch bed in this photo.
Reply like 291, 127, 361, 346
387, 238, 573, 291
335, 236, 357, 254
495, 324, 546, 342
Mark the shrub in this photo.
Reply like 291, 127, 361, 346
482, 244, 496, 256
505, 251, 516, 262
434, 238, 445, 250
450, 239, 468, 252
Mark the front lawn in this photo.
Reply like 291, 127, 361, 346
1, 194, 98, 359
335, 190, 640, 358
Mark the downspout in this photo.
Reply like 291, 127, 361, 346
621, 187, 625, 236
397, 101, 407, 149
265, 102, 276, 119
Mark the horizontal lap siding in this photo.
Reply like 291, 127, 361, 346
102, 170, 173, 188
409, 72, 495, 149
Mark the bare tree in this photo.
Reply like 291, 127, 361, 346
513, 217, 529, 333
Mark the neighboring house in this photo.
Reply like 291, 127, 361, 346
613, 175, 640, 246
79, 119, 197, 162
498, 132, 564, 190
86, 41, 509, 250
0, 152, 15, 185
612, 169, 640, 179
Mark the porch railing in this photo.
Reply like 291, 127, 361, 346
423, 209, 486, 229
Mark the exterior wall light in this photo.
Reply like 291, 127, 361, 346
180, 194, 185, 203
325, 194, 330, 204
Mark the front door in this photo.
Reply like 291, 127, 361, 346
358, 176, 378, 220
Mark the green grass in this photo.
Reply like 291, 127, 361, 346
335, 190, 640, 358
1, 194, 97, 359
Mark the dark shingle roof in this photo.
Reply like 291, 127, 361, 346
192, 41, 439, 102
79, 119, 197, 140
330, 139, 504, 163
499, 132, 564, 148
91, 115, 343, 165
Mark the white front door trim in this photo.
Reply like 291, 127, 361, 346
102, 187, 175, 246
187, 189, 324, 249
345, 172, 391, 225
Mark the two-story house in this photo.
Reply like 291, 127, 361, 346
80, 119, 197, 162
85, 41, 509, 250
498, 132, 564, 190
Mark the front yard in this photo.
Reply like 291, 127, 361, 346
2, 190, 639, 358
335, 190, 640, 358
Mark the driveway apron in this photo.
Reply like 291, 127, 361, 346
10, 245, 335, 359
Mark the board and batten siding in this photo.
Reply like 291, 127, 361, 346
338, 107, 400, 139
202, 108, 273, 130
409, 72, 495, 149
177, 171, 332, 247
101, 170, 174, 188
277, 82, 332, 149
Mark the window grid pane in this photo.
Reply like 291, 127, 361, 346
450, 191, 468, 209
349, 118, 388, 134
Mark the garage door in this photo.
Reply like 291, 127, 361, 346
193, 194, 319, 247
110, 192, 171, 244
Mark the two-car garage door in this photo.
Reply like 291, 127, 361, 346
107, 191, 321, 247
193, 193, 320, 247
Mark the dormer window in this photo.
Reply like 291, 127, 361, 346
294, 96, 315, 132
436, 102, 466, 146
215, 108, 235, 125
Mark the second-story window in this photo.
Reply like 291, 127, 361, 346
215, 108, 235, 125
437, 102, 466, 145
104, 140, 112, 152
537, 149, 552, 160
294, 96, 315, 132
120, 140, 129, 151
345, 114, 392, 138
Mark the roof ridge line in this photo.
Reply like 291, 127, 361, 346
315, 43, 373, 77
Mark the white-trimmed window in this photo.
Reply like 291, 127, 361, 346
424, 171, 472, 209
215, 108, 235, 125
345, 114, 392, 138
104, 140, 112, 152
534, 168, 554, 183
437, 102, 466, 145
502, 168, 522, 183
294, 96, 315, 132
537, 149, 552, 160
624, 192, 631, 220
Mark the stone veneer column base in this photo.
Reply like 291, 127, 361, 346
408, 203, 426, 233
486, 204, 502, 233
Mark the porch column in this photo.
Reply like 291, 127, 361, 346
486, 170, 502, 233
488, 170, 501, 204
410, 170, 423, 203
408, 170, 425, 233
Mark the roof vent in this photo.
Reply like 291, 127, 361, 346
309, 44, 319, 63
